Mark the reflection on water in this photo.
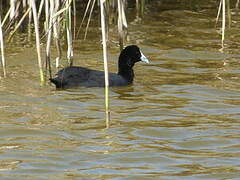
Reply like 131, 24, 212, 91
1, 1, 240, 179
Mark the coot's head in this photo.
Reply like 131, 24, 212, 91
118, 45, 149, 68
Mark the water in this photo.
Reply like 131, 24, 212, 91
1, 1, 240, 179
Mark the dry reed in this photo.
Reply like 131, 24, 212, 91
100, 0, 110, 128
0, 14, 6, 77
30, 0, 44, 83
216, 0, 232, 50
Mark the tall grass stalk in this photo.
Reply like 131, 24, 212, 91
45, 0, 54, 79
136, 0, 140, 18
100, 0, 110, 128
53, 0, 61, 69
140, 0, 145, 16
84, 0, 96, 40
37, 0, 44, 19
117, 0, 127, 50
73, 0, 76, 40
221, 0, 226, 49
216, 0, 222, 27
136, 0, 145, 19
10, 0, 16, 20
28, 2, 32, 41
216, 0, 227, 50
2, 8, 11, 26
236, 0, 240, 8
44, 0, 49, 33
117, 0, 124, 50
30, 0, 44, 84
0, 1, 2, 16
226, 0, 231, 28
22, 0, 27, 11
0, 14, 6, 77
76, 0, 92, 38
66, 0, 73, 66
7, 7, 31, 42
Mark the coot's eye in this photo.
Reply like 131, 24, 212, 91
136, 51, 141, 57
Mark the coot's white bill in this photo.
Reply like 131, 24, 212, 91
140, 51, 149, 63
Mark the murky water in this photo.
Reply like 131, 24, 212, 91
1, 1, 240, 179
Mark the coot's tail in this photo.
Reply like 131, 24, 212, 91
49, 77, 65, 88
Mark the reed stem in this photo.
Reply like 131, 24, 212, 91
66, 0, 73, 66
0, 14, 6, 77
236, 0, 240, 8
221, 0, 225, 49
7, 7, 31, 42
100, 0, 110, 128
45, 0, 54, 79
53, 0, 61, 69
30, 0, 44, 84
117, 0, 127, 51
84, 0, 96, 40
76, 0, 92, 38
226, 0, 231, 28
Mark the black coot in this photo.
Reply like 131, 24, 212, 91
50, 45, 149, 88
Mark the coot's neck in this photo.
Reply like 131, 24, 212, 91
118, 66, 134, 83
117, 54, 134, 83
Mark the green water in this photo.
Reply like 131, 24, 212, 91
0, 1, 240, 179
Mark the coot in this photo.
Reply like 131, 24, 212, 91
50, 45, 149, 88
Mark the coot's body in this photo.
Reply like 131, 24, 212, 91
51, 66, 129, 88
50, 45, 149, 89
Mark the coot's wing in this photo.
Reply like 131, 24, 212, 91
57, 66, 90, 81
50, 66, 92, 88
